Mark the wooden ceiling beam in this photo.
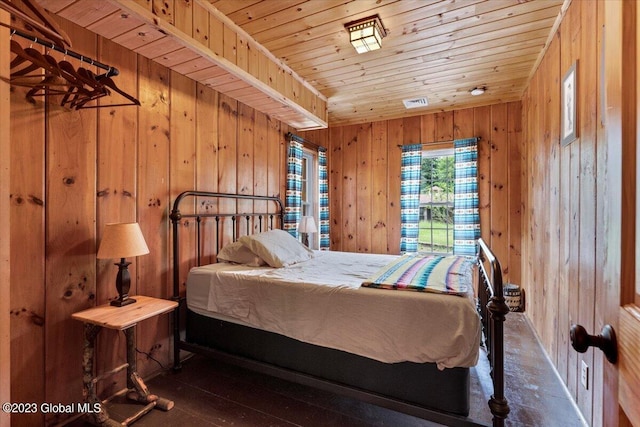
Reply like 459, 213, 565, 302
36, 0, 327, 130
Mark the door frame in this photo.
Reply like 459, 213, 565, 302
603, 1, 637, 425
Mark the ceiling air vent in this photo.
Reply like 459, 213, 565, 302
402, 97, 429, 109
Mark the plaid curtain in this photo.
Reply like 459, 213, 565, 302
318, 148, 330, 250
284, 139, 303, 238
400, 144, 422, 253
453, 137, 480, 256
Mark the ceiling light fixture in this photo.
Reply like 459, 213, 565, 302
470, 87, 486, 96
345, 15, 387, 54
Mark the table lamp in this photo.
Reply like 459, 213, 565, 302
97, 222, 149, 307
298, 216, 317, 247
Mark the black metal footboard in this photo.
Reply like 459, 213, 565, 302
476, 238, 510, 427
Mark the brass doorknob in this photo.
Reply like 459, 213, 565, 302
570, 324, 617, 364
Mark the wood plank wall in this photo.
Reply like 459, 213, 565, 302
0, 10, 11, 427
8, 18, 289, 426
8, 3, 614, 426
521, 1, 607, 424
10, 35, 46, 427
303, 103, 523, 286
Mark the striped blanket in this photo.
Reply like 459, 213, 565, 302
362, 254, 474, 296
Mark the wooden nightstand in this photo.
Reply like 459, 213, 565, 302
72, 295, 178, 426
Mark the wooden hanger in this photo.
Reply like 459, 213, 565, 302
23, 75, 73, 103
58, 62, 109, 109
0, 0, 71, 48
24, 47, 60, 75
9, 53, 75, 101
16, 0, 71, 47
9, 40, 54, 78
72, 68, 140, 109
10, 41, 29, 69
97, 75, 141, 107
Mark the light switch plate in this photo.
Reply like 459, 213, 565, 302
581, 360, 589, 390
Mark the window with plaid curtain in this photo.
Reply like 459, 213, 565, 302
318, 148, 330, 250
400, 144, 422, 253
453, 137, 480, 256
285, 134, 330, 249
284, 138, 303, 238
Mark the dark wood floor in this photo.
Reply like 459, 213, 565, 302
70, 313, 586, 427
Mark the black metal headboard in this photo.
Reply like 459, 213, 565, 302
169, 190, 284, 294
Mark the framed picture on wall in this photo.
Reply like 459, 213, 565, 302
561, 61, 578, 146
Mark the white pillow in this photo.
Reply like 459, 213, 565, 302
238, 229, 313, 268
217, 241, 266, 266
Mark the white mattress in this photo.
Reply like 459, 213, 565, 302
186, 250, 481, 369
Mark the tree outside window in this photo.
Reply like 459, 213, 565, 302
419, 149, 454, 253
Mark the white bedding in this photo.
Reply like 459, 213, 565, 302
186, 250, 481, 369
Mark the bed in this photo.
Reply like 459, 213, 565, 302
170, 190, 510, 427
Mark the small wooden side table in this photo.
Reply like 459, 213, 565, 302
72, 295, 178, 426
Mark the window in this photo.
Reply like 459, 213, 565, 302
301, 148, 318, 249
419, 147, 454, 253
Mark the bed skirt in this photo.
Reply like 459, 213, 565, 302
185, 309, 471, 417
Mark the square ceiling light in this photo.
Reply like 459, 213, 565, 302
345, 15, 387, 54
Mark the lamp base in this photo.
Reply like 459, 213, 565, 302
110, 296, 137, 307
112, 259, 136, 307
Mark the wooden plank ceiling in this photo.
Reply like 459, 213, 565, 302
210, 0, 567, 126
35, 0, 567, 128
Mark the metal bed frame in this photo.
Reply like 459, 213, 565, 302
169, 190, 510, 427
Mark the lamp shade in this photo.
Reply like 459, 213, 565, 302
97, 222, 150, 259
298, 216, 318, 234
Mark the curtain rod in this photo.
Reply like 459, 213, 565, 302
286, 132, 326, 151
396, 136, 481, 148
10, 27, 119, 77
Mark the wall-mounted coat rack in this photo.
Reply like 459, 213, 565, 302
5, 29, 140, 109
11, 27, 119, 77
